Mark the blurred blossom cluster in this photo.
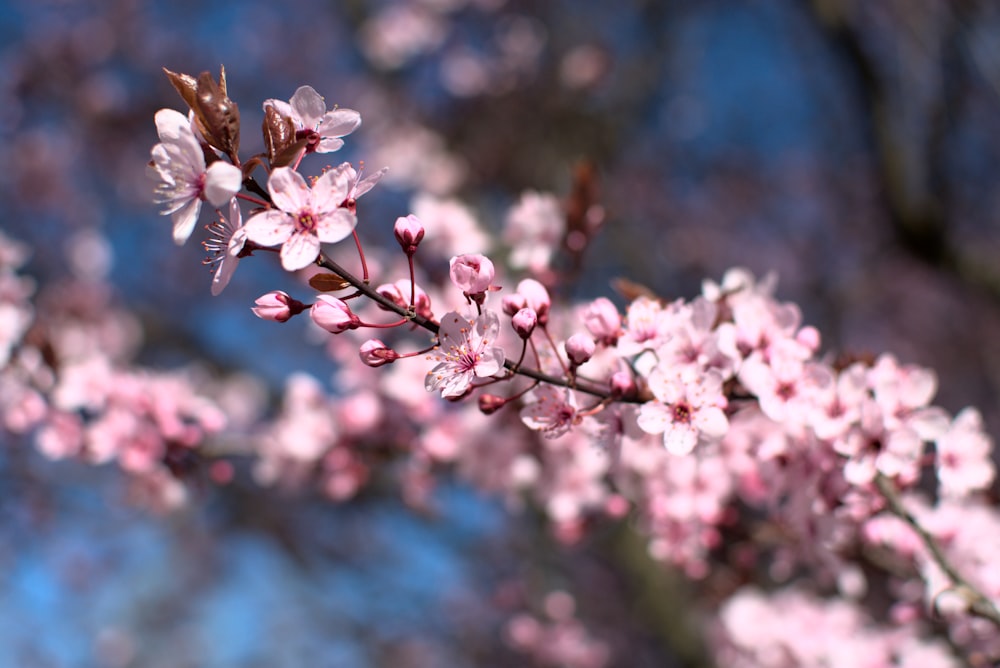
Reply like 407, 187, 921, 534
4, 1, 1000, 666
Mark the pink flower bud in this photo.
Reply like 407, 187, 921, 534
502, 293, 527, 316
252, 290, 305, 322
516, 278, 550, 325
311, 295, 360, 333
359, 339, 399, 367
478, 393, 507, 415
610, 370, 637, 399
376, 280, 433, 319
565, 333, 595, 366
394, 214, 425, 255
450, 254, 495, 298
582, 297, 621, 345
511, 308, 537, 339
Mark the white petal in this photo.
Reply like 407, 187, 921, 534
203, 162, 242, 206
695, 406, 729, 439
314, 209, 357, 244
311, 164, 351, 212
289, 85, 326, 128
280, 231, 321, 271
315, 137, 345, 153
475, 347, 504, 378
317, 108, 362, 137
244, 210, 293, 246
171, 198, 202, 245
267, 167, 311, 213
154, 108, 191, 142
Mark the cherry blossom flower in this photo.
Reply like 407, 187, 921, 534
521, 385, 579, 438
263, 86, 362, 154
504, 190, 563, 273
425, 310, 505, 398
149, 109, 241, 245
935, 407, 995, 498
244, 165, 357, 271
636, 366, 728, 455
203, 198, 246, 296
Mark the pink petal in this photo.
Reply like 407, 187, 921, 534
314, 209, 357, 244
280, 231, 321, 271
203, 162, 242, 206
316, 137, 346, 153
154, 109, 192, 142
663, 423, 697, 455
475, 348, 504, 378
289, 85, 327, 128
311, 164, 352, 212
244, 210, 293, 246
171, 198, 202, 245
695, 406, 729, 439
267, 167, 311, 213
317, 108, 362, 138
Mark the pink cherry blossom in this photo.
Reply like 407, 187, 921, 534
425, 310, 505, 398
935, 407, 995, 499
504, 190, 564, 273
203, 198, 246, 296
251, 291, 304, 322
263, 86, 362, 154
244, 165, 357, 271
449, 253, 496, 297
636, 366, 729, 455
520, 385, 578, 438
311, 295, 360, 334
149, 109, 241, 245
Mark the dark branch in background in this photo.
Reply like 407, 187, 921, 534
805, 0, 1000, 302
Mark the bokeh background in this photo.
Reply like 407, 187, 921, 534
2, 0, 1000, 666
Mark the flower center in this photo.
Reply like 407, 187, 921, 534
671, 402, 692, 424
296, 210, 317, 233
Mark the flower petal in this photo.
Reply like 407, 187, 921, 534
311, 164, 351, 212
203, 162, 242, 206
289, 85, 327, 129
314, 209, 357, 244
267, 167, 311, 213
317, 108, 362, 138
244, 210, 294, 247
171, 198, 202, 245
280, 231, 321, 271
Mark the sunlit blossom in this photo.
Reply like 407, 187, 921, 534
425, 310, 505, 398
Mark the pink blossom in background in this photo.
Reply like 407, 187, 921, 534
504, 190, 563, 273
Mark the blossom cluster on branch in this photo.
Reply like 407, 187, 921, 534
3, 65, 999, 666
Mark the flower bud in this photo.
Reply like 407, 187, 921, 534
311, 295, 360, 333
502, 293, 528, 316
478, 393, 507, 415
516, 278, 550, 325
394, 214, 425, 256
450, 254, 495, 299
251, 290, 305, 322
565, 333, 595, 366
582, 297, 621, 346
359, 339, 399, 367
610, 370, 637, 400
376, 279, 433, 319
511, 308, 537, 339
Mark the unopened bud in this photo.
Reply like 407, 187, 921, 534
478, 394, 507, 415
394, 214, 425, 256
502, 293, 528, 316
450, 253, 496, 303
359, 339, 399, 367
582, 297, 621, 346
252, 290, 305, 322
311, 295, 360, 333
511, 308, 537, 339
565, 333, 595, 366
610, 370, 637, 400
516, 278, 550, 325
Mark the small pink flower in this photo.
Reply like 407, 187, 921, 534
425, 310, 505, 398
244, 165, 357, 271
936, 407, 995, 498
564, 333, 595, 366
511, 308, 538, 339
311, 295, 360, 333
520, 385, 578, 438
149, 109, 242, 245
252, 291, 304, 322
515, 278, 551, 325
359, 339, 398, 367
449, 253, 496, 299
582, 297, 621, 346
203, 198, 246, 296
636, 367, 729, 455
394, 214, 425, 255
263, 86, 362, 154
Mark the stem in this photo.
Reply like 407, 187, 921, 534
874, 473, 1000, 628
314, 253, 618, 400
